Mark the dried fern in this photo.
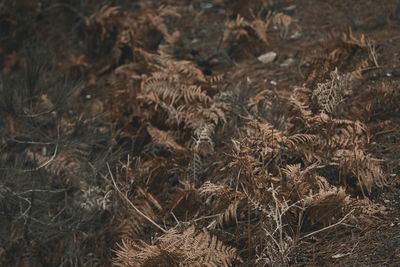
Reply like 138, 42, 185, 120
332, 148, 386, 194
200, 181, 246, 227
114, 226, 241, 266
138, 53, 227, 130
146, 124, 185, 152
224, 9, 294, 45
312, 68, 349, 115
303, 186, 350, 226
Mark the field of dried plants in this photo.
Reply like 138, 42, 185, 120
1, 0, 400, 266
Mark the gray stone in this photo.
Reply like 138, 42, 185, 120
257, 51, 277, 64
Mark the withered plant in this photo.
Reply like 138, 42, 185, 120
1, 1, 397, 266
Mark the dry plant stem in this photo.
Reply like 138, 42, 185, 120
171, 212, 180, 226
22, 108, 57, 118
259, 210, 264, 258
107, 163, 167, 233
300, 209, 355, 240
248, 198, 251, 260
372, 128, 400, 138
367, 40, 379, 67
192, 213, 223, 222
125, 154, 130, 183
354, 146, 366, 199
9, 139, 55, 145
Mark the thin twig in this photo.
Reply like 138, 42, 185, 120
17, 188, 66, 195
8, 138, 55, 145
300, 209, 354, 240
171, 212, 180, 226
22, 108, 57, 118
354, 146, 366, 199
367, 39, 379, 68
192, 213, 223, 222
107, 163, 166, 233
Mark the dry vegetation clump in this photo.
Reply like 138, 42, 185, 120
1, 0, 399, 266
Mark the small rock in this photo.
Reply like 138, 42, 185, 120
258, 51, 277, 64
270, 80, 277, 86
290, 31, 302, 39
280, 58, 294, 68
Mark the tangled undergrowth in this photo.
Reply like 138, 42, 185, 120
1, 0, 400, 266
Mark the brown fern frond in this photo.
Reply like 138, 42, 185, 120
117, 216, 146, 240
114, 238, 184, 267
207, 74, 224, 84
249, 10, 272, 45
154, 52, 207, 83
285, 133, 318, 147
137, 53, 229, 131
272, 12, 293, 39
304, 29, 373, 89
193, 101, 229, 126
248, 89, 271, 114
200, 181, 246, 227
146, 124, 185, 152
284, 134, 319, 162
355, 81, 400, 122
86, 5, 122, 40
272, 13, 292, 28
320, 120, 368, 152
224, 9, 275, 45
349, 58, 370, 80
137, 186, 163, 212
341, 28, 367, 48
223, 14, 249, 42
114, 226, 241, 266
289, 92, 314, 120
168, 180, 201, 219
304, 186, 351, 226
332, 148, 386, 194
281, 163, 327, 200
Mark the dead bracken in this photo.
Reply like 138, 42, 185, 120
0, 1, 399, 266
